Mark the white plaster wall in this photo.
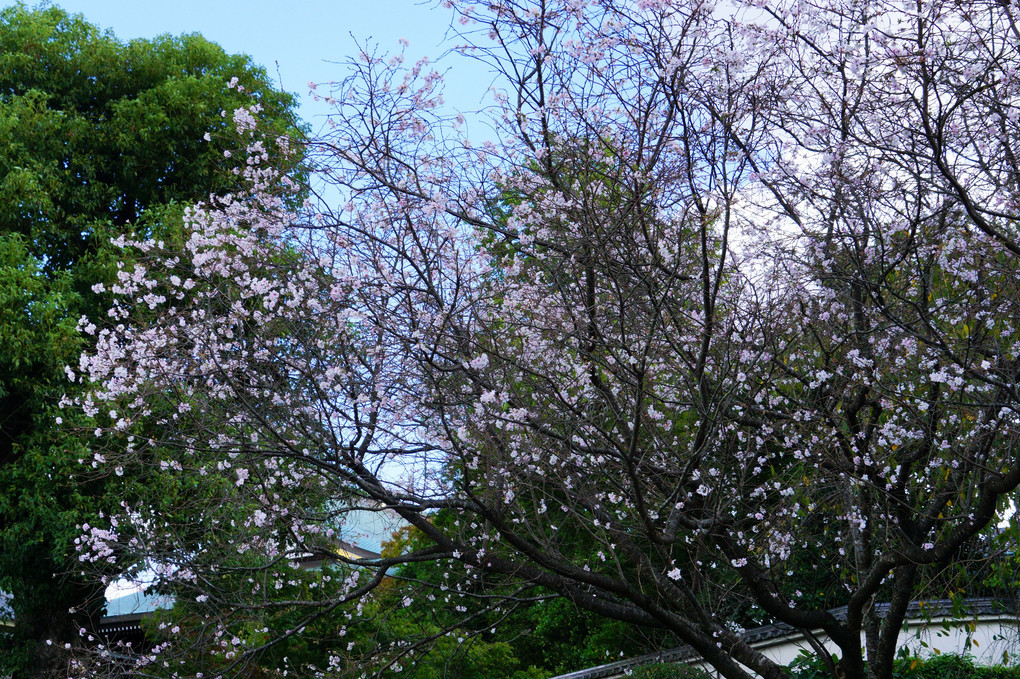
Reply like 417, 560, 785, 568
690, 617, 1020, 678
897, 616, 1019, 666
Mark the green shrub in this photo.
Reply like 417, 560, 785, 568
897, 654, 976, 678
788, 653, 1020, 679
982, 668, 1020, 679
787, 653, 840, 678
894, 654, 1020, 679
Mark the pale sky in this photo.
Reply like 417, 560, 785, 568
3, 0, 494, 131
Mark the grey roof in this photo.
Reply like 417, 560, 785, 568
0, 590, 13, 621
104, 589, 174, 618
335, 507, 405, 556
551, 648, 697, 679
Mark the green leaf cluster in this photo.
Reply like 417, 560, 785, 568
0, 4, 303, 675
789, 653, 1020, 679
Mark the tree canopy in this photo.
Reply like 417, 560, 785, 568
69, 1, 1020, 678
0, 5, 302, 677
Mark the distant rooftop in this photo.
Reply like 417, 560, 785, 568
337, 507, 405, 557
104, 589, 174, 619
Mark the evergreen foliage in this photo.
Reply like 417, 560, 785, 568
0, 5, 302, 677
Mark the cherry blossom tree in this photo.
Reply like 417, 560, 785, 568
71, 1, 1020, 678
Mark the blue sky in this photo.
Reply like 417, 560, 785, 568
3, 0, 492, 131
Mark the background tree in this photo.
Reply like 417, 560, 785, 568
0, 5, 302, 677
368, 509, 673, 677
74, 1, 1020, 678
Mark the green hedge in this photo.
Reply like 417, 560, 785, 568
787, 653, 1020, 678
895, 654, 1020, 678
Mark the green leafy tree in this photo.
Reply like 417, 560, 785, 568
0, 5, 303, 677
372, 512, 674, 678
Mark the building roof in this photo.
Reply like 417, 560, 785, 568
104, 589, 175, 619
337, 508, 405, 557
101, 590, 175, 636
0, 590, 13, 625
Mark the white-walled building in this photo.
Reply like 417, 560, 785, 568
552, 598, 1020, 679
